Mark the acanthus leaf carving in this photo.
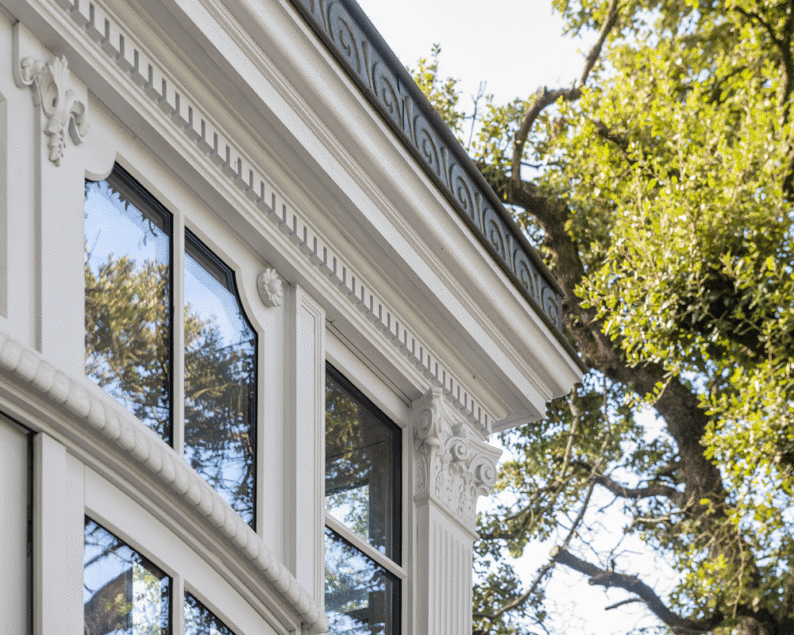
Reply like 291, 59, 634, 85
18, 55, 88, 166
413, 388, 501, 528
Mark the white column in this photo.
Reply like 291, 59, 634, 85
33, 432, 85, 635
285, 283, 325, 603
411, 388, 501, 635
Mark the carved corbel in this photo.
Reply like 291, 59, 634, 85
16, 55, 88, 166
412, 388, 501, 528
257, 268, 284, 307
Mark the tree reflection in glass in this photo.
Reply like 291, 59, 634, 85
184, 592, 235, 635
184, 231, 257, 527
324, 528, 398, 635
84, 169, 172, 442
325, 370, 400, 560
85, 165, 258, 528
83, 518, 171, 635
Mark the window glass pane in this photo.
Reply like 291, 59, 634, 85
184, 592, 235, 635
84, 168, 172, 442
325, 369, 400, 560
325, 528, 399, 635
84, 518, 171, 635
184, 231, 257, 527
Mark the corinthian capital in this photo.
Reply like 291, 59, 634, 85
412, 388, 501, 528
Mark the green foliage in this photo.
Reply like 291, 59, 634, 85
409, 44, 464, 136
415, 1, 794, 633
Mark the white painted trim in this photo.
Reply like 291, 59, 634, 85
325, 327, 409, 427
0, 90, 7, 320
324, 512, 407, 581
285, 284, 326, 605
84, 466, 287, 635
34, 433, 68, 635
0, 330, 329, 634
20, 0, 505, 434
64, 452, 86, 635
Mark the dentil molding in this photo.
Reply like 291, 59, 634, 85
49, 0, 497, 434
289, 0, 568, 337
14, 51, 88, 166
413, 388, 502, 529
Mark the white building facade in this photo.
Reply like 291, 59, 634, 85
0, 1, 584, 634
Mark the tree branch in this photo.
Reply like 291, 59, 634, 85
474, 483, 596, 622
570, 460, 685, 505
732, 3, 794, 109
578, 0, 621, 89
510, 0, 620, 181
487, 172, 727, 517
605, 598, 644, 611
549, 546, 722, 633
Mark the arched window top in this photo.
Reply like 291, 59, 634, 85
85, 164, 258, 528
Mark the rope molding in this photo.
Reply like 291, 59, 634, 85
0, 330, 329, 633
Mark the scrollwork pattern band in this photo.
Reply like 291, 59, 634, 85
292, 0, 565, 334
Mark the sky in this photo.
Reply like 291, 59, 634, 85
355, 0, 599, 109
352, 2, 675, 634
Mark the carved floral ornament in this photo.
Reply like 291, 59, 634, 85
17, 55, 88, 166
257, 268, 284, 307
413, 388, 501, 529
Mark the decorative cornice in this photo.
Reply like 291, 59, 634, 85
14, 53, 88, 165
288, 0, 569, 339
413, 388, 501, 529
257, 268, 284, 307
0, 331, 329, 634
52, 0, 498, 433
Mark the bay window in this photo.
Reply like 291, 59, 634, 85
85, 164, 257, 526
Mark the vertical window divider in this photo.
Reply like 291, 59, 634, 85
173, 572, 185, 635
85, 165, 257, 526
172, 214, 186, 457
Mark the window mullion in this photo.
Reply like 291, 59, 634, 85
173, 573, 185, 635
324, 512, 407, 581
172, 215, 186, 457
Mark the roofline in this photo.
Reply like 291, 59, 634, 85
287, 0, 586, 370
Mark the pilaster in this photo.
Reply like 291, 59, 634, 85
412, 387, 501, 635
285, 283, 325, 604
13, 22, 87, 375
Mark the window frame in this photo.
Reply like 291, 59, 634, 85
83, 515, 174, 635
324, 362, 406, 634
84, 162, 260, 529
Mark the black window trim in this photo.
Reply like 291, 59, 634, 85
325, 362, 402, 566
85, 163, 176, 446
85, 162, 259, 530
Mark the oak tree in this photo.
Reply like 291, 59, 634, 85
414, 1, 794, 633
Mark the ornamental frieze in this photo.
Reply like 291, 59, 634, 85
290, 0, 566, 335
